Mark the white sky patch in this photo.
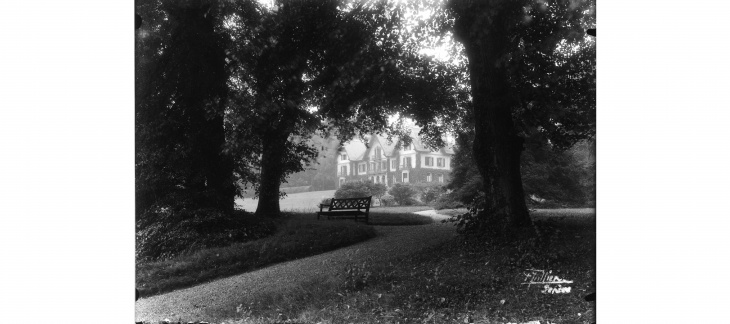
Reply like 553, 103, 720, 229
419, 46, 451, 61
305, 105, 318, 113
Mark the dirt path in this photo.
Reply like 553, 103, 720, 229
135, 219, 457, 322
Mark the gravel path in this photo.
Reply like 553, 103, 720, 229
135, 215, 456, 323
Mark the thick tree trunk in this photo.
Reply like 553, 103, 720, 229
255, 129, 289, 217
198, 113, 236, 213
452, 0, 531, 229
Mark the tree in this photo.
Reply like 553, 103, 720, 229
225, 0, 462, 217
444, 0, 595, 232
136, 0, 238, 219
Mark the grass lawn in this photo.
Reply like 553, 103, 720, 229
236, 190, 336, 212
221, 209, 596, 324
136, 212, 375, 298
368, 205, 434, 225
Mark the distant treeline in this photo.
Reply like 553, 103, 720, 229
240, 135, 339, 198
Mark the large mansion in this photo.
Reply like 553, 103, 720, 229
335, 130, 455, 189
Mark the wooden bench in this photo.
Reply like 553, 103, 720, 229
317, 196, 372, 224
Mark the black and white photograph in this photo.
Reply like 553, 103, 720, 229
133, 0, 595, 323
5, 0, 730, 323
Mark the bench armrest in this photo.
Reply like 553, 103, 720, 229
319, 204, 330, 212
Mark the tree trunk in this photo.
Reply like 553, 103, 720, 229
255, 129, 289, 217
199, 113, 236, 213
452, 0, 531, 229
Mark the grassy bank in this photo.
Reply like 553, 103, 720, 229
368, 206, 433, 225
136, 213, 376, 298
222, 210, 595, 324
136, 205, 435, 298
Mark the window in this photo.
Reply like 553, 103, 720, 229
438, 174, 444, 183
370, 162, 376, 171
340, 166, 347, 176
427, 173, 432, 182
359, 163, 366, 173
402, 171, 409, 183
391, 159, 397, 170
437, 158, 444, 167
425, 157, 433, 167
340, 154, 347, 161
393, 176, 397, 184
402, 157, 412, 168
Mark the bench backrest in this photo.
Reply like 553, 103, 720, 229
328, 196, 372, 212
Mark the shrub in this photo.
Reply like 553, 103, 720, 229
388, 183, 418, 206
319, 197, 332, 207
136, 208, 276, 261
334, 180, 387, 199
380, 194, 395, 207
419, 184, 446, 205
433, 191, 466, 210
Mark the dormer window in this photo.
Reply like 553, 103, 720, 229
340, 154, 347, 161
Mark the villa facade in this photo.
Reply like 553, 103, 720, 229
335, 131, 455, 189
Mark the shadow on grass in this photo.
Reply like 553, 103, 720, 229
136, 213, 376, 298
304, 205, 435, 226
219, 209, 595, 324
367, 212, 433, 226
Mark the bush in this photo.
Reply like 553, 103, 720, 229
319, 197, 332, 207
136, 208, 276, 261
419, 184, 446, 205
334, 180, 387, 199
388, 183, 418, 206
433, 191, 467, 210
380, 194, 395, 207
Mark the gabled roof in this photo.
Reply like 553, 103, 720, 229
339, 128, 455, 161
339, 138, 368, 161
402, 127, 456, 155
370, 134, 399, 157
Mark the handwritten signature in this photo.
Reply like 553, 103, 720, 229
521, 269, 573, 294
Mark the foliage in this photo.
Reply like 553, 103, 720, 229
522, 139, 595, 207
135, 209, 276, 262
379, 194, 395, 207
283, 135, 341, 191
432, 191, 466, 210
334, 181, 387, 199
222, 0, 463, 215
446, 130, 594, 210
136, 0, 239, 220
320, 197, 332, 207
416, 183, 446, 205
388, 183, 418, 206
444, 132, 485, 205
